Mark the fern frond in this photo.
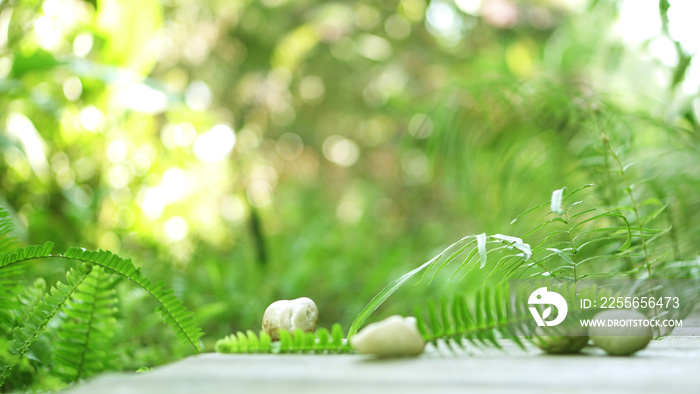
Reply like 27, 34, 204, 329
59, 248, 202, 351
15, 278, 48, 326
414, 283, 609, 351
0, 265, 92, 386
0, 242, 55, 270
0, 264, 23, 335
414, 286, 526, 351
0, 207, 24, 335
0, 243, 202, 352
0, 207, 18, 255
53, 268, 119, 382
215, 324, 351, 354
348, 233, 535, 336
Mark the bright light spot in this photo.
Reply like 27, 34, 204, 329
323, 135, 360, 167
426, 0, 465, 45
79, 106, 104, 132
106, 140, 128, 164
615, 0, 661, 43
454, 0, 481, 15
683, 58, 700, 95
0, 58, 11, 79
193, 124, 236, 162
408, 113, 433, 139
355, 34, 393, 61
221, 195, 247, 223
42, 0, 62, 17
0, 10, 11, 49
114, 83, 168, 114
106, 165, 133, 188
336, 199, 363, 225
173, 123, 197, 146
384, 14, 411, 40
63, 77, 82, 101
667, 0, 700, 53
6, 113, 50, 180
648, 36, 678, 67
185, 80, 212, 111
276, 132, 304, 160
247, 180, 272, 207
164, 216, 189, 241
160, 168, 187, 203
73, 33, 93, 57
140, 187, 166, 220
299, 75, 325, 102
34, 16, 61, 50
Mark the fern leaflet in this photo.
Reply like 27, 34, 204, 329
215, 324, 351, 354
414, 286, 527, 350
53, 268, 118, 382
59, 248, 202, 351
0, 265, 92, 386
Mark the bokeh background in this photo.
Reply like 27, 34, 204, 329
1, 0, 699, 366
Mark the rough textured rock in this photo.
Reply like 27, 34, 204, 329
589, 309, 653, 356
262, 297, 318, 341
350, 315, 426, 358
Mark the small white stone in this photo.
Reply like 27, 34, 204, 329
350, 315, 426, 357
262, 297, 318, 341
589, 309, 653, 356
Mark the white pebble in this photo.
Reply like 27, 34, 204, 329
262, 297, 318, 341
589, 309, 653, 356
350, 315, 426, 357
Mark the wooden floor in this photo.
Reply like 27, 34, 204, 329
65, 336, 700, 394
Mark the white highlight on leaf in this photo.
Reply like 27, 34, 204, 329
476, 233, 487, 268
6, 113, 50, 182
491, 234, 532, 261
551, 188, 564, 214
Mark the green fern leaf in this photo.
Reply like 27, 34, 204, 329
215, 325, 351, 355
57, 248, 203, 352
415, 285, 527, 350
0, 207, 24, 335
0, 265, 92, 386
53, 268, 119, 382
0, 264, 23, 335
0, 242, 54, 270
0, 207, 18, 255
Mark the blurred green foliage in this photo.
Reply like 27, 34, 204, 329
0, 0, 699, 388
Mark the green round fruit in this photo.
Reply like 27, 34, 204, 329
589, 309, 652, 356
